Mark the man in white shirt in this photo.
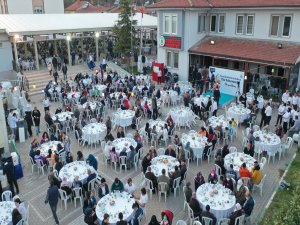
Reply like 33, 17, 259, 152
212, 99, 218, 116
292, 93, 299, 109
282, 90, 289, 104
124, 178, 136, 195
275, 103, 286, 126
43, 96, 50, 112
135, 187, 148, 209
264, 102, 272, 125
9, 113, 18, 140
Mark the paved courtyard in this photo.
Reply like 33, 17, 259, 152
6, 77, 296, 225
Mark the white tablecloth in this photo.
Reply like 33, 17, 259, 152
113, 110, 135, 127
1, 81, 12, 90
82, 123, 107, 144
82, 78, 92, 85
112, 138, 137, 154
82, 101, 100, 111
181, 132, 207, 157
36, 141, 63, 157
150, 155, 179, 177
161, 90, 178, 104
194, 95, 209, 107
141, 97, 162, 110
175, 81, 192, 95
96, 192, 135, 224
67, 92, 81, 101
59, 161, 96, 184
169, 107, 195, 126
208, 116, 228, 129
196, 183, 236, 222
94, 84, 107, 93
224, 152, 256, 172
0, 201, 15, 225
110, 92, 127, 99
246, 94, 264, 109
135, 75, 149, 84
253, 131, 281, 154
227, 105, 251, 122
52, 111, 73, 122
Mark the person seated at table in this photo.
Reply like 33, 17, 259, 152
55, 107, 62, 114
198, 126, 207, 137
201, 205, 217, 225
243, 191, 254, 218
226, 164, 238, 181
166, 115, 174, 132
239, 163, 252, 179
98, 177, 109, 199
145, 167, 158, 192
34, 150, 48, 165
174, 134, 181, 145
251, 161, 262, 185
235, 180, 247, 205
168, 165, 181, 190
110, 147, 119, 164
215, 155, 226, 176
229, 203, 243, 225
40, 132, 50, 144
77, 151, 85, 161
117, 127, 125, 138
83, 191, 97, 215
72, 176, 82, 189
83, 169, 96, 192
47, 149, 56, 166
66, 152, 73, 164
143, 101, 152, 118
57, 143, 65, 155
111, 178, 124, 192
165, 145, 176, 158
189, 192, 202, 218
117, 212, 129, 225
207, 169, 218, 184
243, 140, 254, 157
149, 146, 157, 159
124, 98, 130, 109
134, 130, 143, 150
11, 208, 23, 225
147, 215, 160, 225
221, 144, 229, 158
131, 203, 143, 225
158, 169, 170, 194
180, 159, 187, 182
223, 174, 234, 192
142, 153, 152, 174
194, 172, 205, 191
86, 154, 98, 171
60, 176, 72, 195
125, 178, 136, 195
275, 125, 284, 139
177, 145, 185, 161
239, 93, 247, 107
202, 142, 213, 160
183, 181, 193, 203
84, 208, 98, 225
14, 198, 27, 222
106, 130, 115, 142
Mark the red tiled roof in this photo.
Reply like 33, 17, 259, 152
65, 0, 89, 11
189, 36, 300, 66
76, 5, 114, 13
109, 5, 154, 14
148, 0, 300, 9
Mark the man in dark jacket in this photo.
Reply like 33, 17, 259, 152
213, 87, 221, 106
62, 63, 68, 80
45, 179, 59, 225
145, 167, 158, 191
201, 205, 217, 225
3, 159, 19, 196
168, 165, 181, 188
243, 192, 254, 217
229, 203, 243, 225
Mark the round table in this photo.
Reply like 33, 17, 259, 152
253, 131, 281, 153
1, 81, 12, 90
59, 161, 96, 184
113, 110, 135, 127
82, 123, 107, 144
135, 75, 149, 83
52, 111, 73, 122
0, 201, 15, 225
175, 81, 192, 95
181, 132, 207, 156
161, 90, 178, 100
82, 78, 92, 85
36, 141, 63, 157
141, 97, 162, 110
96, 192, 135, 224
224, 152, 256, 172
194, 96, 209, 107
82, 101, 100, 111
150, 155, 179, 177
208, 116, 228, 129
67, 92, 81, 101
169, 107, 195, 126
196, 183, 236, 222
112, 138, 137, 155
227, 105, 251, 122
94, 84, 107, 93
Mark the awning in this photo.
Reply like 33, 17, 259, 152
189, 36, 300, 66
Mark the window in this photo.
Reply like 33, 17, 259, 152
246, 15, 254, 35
166, 51, 179, 69
218, 15, 225, 33
282, 16, 292, 37
163, 14, 177, 34
33, 6, 43, 14
210, 15, 217, 32
198, 15, 206, 32
236, 15, 244, 34
270, 15, 292, 37
270, 15, 280, 36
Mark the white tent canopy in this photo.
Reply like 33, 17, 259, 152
0, 13, 157, 36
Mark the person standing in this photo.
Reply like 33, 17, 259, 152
259, 104, 266, 128
43, 96, 50, 112
9, 113, 18, 140
157, 67, 162, 84
24, 110, 33, 137
53, 70, 59, 84
3, 158, 19, 196
212, 99, 218, 116
45, 179, 60, 225
47, 63, 52, 76
264, 102, 272, 125
62, 63, 68, 81
32, 106, 41, 135
213, 87, 221, 106
282, 107, 291, 134
275, 103, 286, 126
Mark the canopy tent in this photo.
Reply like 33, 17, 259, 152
0, 13, 157, 36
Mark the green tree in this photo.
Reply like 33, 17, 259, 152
112, 0, 137, 55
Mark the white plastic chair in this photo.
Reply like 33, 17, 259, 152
1, 190, 12, 201
157, 148, 165, 156
207, 146, 213, 164
234, 215, 245, 225
119, 156, 127, 172
176, 220, 188, 225
215, 164, 222, 181
88, 178, 96, 192
260, 157, 267, 170
23, 204, 29, 225
144, 178, 154, 199
47, 158, 53, 173
252, 174, 266, 196
183, 186, 189, 210
58, 189, 72, 210
173, 177, 181, 197
187, 205, 200, 225
72, 187, 83, 208
219, 218, 230, 225
133, 153, 139, 172
229, 146, 237, 153
240, 177, 250, 186
158, 182, 168, 202
202, 217, 213, 225
29, 156, 37, 174
36, 159, 46, 176
193, 222, 202, 225
194, 148, 203, 166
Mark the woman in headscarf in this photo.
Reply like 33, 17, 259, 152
194, 172, 205, 191
177, 146, 185, 161
235, 179, 247, 205
189, 192, 202, 218
148, 215, 160, 225
229, 203, 243, 225
86, 154, 98, 171
208, 169, 218, 184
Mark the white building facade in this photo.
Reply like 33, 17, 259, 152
149, 0, 300, 93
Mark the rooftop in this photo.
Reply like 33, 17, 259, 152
189, 36, 300, 66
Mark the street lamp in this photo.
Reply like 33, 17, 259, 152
95, 32, 100, 38
66, 34, 71, 41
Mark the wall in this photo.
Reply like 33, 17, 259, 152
44, 0, 64, 14
7, 0, 32, 14
0, 33, 13, 72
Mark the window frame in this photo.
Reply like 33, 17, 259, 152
166, 51, 172, 67
173, 52, 179, 69
163, 15, 170, 34
163, 13, 178, 35
171, 15, 178, 35
218, 14, 225, 33
210, 14, 217, 32
166, 51, 179, 69
236, 14, 244, 34
246, 15, 254, 35
270, 15, 280, 37
282, 15, 292, 37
